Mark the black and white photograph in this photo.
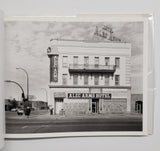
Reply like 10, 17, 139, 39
4, 18, 144, 136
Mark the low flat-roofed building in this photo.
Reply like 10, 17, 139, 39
30, 101, 48, 110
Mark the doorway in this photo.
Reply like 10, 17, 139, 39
135, 101, 143, 114
92, 99, 99, 113
55, 98, 64, 115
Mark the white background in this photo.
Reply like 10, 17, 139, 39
0, 0, 160, 151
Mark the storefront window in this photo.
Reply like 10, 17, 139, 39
73, 74, 78, 85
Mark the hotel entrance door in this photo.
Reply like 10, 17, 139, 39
92, 99, 99, 113
55, 98, 64, 115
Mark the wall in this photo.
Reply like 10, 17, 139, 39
1, 0, 160, 151
48, 40, 131, 86
49, 87, 130, 114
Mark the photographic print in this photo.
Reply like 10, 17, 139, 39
4, 18, 144, 136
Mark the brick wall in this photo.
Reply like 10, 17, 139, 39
102, 100, 127, 113
64, 102, 89, 116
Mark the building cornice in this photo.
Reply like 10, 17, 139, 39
49, 39, 131, 49
48, 85, 131, 89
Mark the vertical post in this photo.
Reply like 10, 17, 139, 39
127, 89, 131, 112
41, 88, 48, 105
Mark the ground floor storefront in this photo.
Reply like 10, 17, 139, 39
48, 87, 132, 116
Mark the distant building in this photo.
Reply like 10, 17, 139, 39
5, 98, 20, 111
47, 36, 131, 115
5, 98, 48, 111
30, 101, 48, 110
5, 99, 12, 111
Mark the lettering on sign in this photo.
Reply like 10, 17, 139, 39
53, 55, 58, 82
68, 93, 111, 99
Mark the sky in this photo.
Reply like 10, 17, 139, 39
4, 21, 143, 101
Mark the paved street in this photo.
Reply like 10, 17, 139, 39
6, 111, 142, 133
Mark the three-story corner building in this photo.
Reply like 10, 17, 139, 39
47, 39, 131, 116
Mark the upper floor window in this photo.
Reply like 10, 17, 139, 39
94, 57, 99, 66
73, 56, 78, 65
73, 74, 78, 85
115, 75, 120, 86
62, 74, 67, 85
105, 75, 109, 86
84, 56, 89, 66
84, 75, 89, 85
115, 57, 120, 68
94, 75, 99, 85
62, 56, 68, 67
105, 57, 110, 66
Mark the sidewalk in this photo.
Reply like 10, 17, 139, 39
37, 112, 142, 120
6, 110, 142, 121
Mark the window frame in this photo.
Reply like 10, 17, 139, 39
115, 57, 120, 68
94, 57, 99, 66
73, 56, 78, 65
84, 74, 89, 85
73, 74, 78, 85
115, 75, 120, 86
62, 56, 68, 68
105, 57, 110, 66
104, 75, 110, 86
84, 56, 89, 66
62, 74, 67, 85
94, 74, 99, 85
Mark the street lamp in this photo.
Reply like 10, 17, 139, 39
16, 68, 29, 101
4, 80, 25, 101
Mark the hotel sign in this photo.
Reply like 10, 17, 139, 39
68, 93, 111, 99
50, 55, 58, 82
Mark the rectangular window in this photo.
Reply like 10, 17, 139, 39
101, 74, 103, 80
105, 75, 109, 86
115, 75, 120, 85
94, 75, 99, 85
84, 56, 89, 65
105, 57, 110, 66
73, 74, 78, 85
115, 57, 120, 68
62, 56, 68, 67
73, 56, 78, 65
95, 57, 99, 66
84, 75, 89, 85
62, 74, 67, 85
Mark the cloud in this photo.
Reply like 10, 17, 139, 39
4, 21, 143, 100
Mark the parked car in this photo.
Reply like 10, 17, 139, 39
17, 109, 23, 115
11, 108, 17, 112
